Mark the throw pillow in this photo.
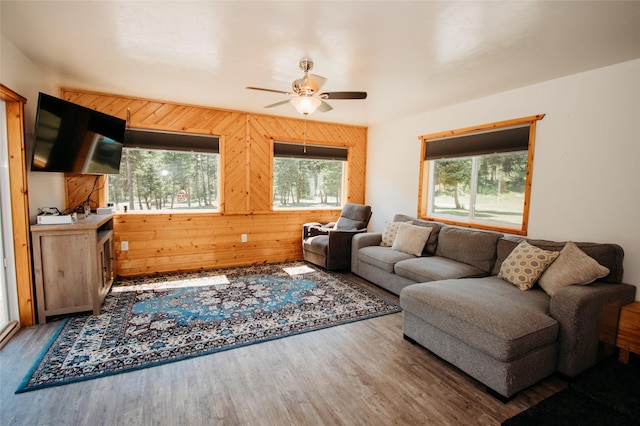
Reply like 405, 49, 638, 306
498, 241, 560, 290
391, 223, 432, 256
538, 241, 610, 296
381, 221, 406, 247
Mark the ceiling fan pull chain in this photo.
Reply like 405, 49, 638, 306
303, 115, 307, 153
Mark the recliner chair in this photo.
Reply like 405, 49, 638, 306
302, 203, 372, 271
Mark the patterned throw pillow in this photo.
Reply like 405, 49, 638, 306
391, 223, 432, 256
498, 241, 560, 290
381, 221, 404, 247
538, 241, 610, 296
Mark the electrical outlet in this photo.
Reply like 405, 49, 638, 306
121, 241, 129, 251
241, 234, 248, 243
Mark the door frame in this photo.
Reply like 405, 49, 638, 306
0, 84, 34, 327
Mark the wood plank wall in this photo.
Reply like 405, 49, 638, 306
61, 89, 367, 277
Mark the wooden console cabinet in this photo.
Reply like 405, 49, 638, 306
617, 301, 640, 364
31, 214, 115, 324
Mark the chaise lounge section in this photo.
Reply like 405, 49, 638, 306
351, 214, 636, 399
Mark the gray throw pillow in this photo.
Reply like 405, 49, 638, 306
380, 221, 411, 247
391, 223, 432, 256
538, 241, 610, 296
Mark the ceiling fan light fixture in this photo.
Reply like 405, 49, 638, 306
290, 96, 322, 115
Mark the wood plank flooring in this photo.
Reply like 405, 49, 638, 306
0, 274, 566, 425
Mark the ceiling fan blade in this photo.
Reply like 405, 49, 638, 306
317, 100, 333, 113
264, 100, 292, 109
319, 91, 367, 100
246, 86, 293, 96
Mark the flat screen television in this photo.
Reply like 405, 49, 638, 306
30, 93, 126, 174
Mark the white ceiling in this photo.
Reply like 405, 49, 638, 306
2, 1, 640, 126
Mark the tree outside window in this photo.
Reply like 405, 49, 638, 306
431, 152, 527, 225
273, 158, 344, 208
108, 148, 219, 211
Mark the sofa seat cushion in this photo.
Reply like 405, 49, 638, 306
394, 257, 488, 283
400, 277, 558, 362
303, 235, 328, 255
358, 246, 415, 273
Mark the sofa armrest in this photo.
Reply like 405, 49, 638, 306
353, 232, 382, 249
303, 222, 332, 239
325, 229, 367, 270
351, 232, 382, 274
550, 282, 636, 376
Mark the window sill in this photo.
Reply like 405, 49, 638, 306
273, 206, 343, 211
422, 215, 527, 236
115, 210, 220, 215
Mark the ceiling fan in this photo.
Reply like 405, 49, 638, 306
246, 57, 367, 115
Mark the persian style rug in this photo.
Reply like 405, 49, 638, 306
17, 261, 399, 393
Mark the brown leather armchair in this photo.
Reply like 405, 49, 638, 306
302, 203, 372, 271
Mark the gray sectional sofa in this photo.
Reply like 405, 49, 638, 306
351, 214, 636, 399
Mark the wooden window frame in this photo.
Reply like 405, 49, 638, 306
418, 114, 545, 236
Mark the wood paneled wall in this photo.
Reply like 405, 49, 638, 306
61, 89, 367, 276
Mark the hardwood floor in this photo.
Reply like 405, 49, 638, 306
0, 275, 566, 425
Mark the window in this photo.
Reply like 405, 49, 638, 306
108, 129, 220, 212
419, 115, 544, 234
273, 142, 347, 209
430, 152, 528, 225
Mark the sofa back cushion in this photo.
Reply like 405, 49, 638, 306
435, 226, 502, 273
492, 237, 624, 284
335, 203, 372, 230
393, 214, 442, 255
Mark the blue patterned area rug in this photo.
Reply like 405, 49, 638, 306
17, 261, 400, 393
